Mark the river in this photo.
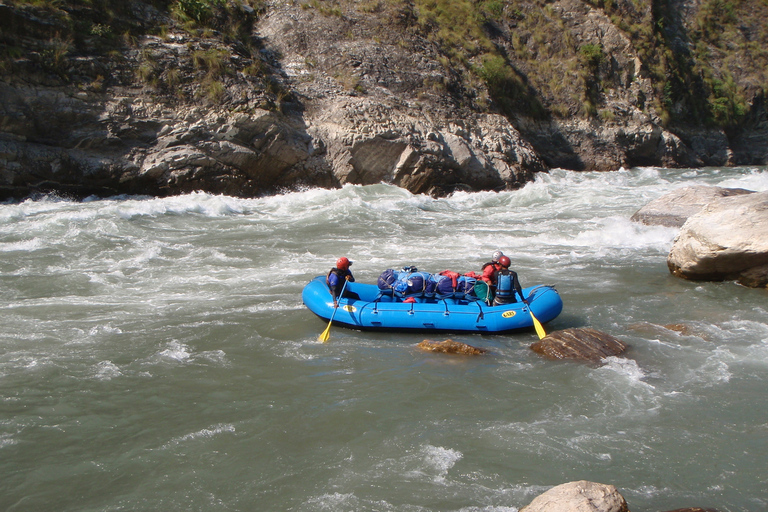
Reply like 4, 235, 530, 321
1, 167, 767, 512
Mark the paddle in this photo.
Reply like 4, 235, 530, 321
526, 298, 547, 339
319, 279, 348, 343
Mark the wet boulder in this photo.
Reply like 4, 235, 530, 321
630, 185, 754, 227
660, 508, 720, 512
737, 263, 768, 288
667, 191, 768, 287
520, 480, 630, 512
530, 328, 628, 363
417, 339, 487, 355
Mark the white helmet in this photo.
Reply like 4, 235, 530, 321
492, 250, 504, 263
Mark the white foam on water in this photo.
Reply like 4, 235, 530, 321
160, 423, 236, 449
391, 444, 464, 484
0, 432, 18, 449
303, 492, 397, 512
149, 339, 230, 368
205, 249, 251, 264
684, 348, 733, 387
111, 191, 249, 220
197, 349, 229, 365
596, 356, 653, 385
92, 360, 123, 381
587, 357, 662, 419
245, 301, 307, 314
421, 444, 464, 482
716, 168, 768, 191
567, 216, 677, 257
88, 324, 123, 336
0, 238, 45, 252
633, 484, 673, 498
279, 341, 321, 361
157, 340, 192, 362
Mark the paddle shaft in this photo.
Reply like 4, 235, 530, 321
525, 294, 547, 339
319, 279, 348, 342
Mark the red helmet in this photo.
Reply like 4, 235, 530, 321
336, 257, 352, 270
498, 255, 511, 268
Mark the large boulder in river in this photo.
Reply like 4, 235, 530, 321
530, 328, 628, 363
661, 508, 720, 512
630, 185, 754, 227
667, 191, 768, 287
520, 481, 630, 512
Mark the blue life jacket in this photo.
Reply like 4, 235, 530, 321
496, 270, 513, 299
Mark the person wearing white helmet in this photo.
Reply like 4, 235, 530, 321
476, 250, 505, 303
480, 250, 504, 281
327, 256, 355, 308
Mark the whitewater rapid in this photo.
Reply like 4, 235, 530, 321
1, 166, 767, 512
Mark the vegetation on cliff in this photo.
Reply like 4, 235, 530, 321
362, 0, 766, 129
0, 0, 288, 107
2, 0, 766, 131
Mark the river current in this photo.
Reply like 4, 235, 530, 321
1, 167, 767, 512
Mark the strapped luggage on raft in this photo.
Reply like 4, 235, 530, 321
377, 267, 434, 296
377, 267, 484, 301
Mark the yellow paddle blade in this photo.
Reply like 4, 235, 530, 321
530, 311, 546, 339
319, 320, 332, 343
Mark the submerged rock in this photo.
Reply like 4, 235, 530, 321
630, 185, 754, 227
627, 322, 714, 341
417, 339, 487, 355
530, 327, 628, 363
667, 191, 768, 287
520, 480, 630, 512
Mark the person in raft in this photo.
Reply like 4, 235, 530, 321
491, 255, 526, 307
327, 256, 355, 308
480, 250, 505, 284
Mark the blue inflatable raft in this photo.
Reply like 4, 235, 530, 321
302, 276, 563, 334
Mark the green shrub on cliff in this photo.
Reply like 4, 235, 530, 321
172, 0, 224, 25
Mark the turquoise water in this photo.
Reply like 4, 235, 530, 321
1, 167, 767, 511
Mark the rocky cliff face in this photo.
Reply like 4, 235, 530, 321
1, 0, 766, 200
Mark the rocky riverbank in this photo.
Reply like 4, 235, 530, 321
1, 0, 767, 200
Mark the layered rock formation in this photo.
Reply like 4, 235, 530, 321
530, 327, 628, 363
1, 0, 767, 200
0, 1, 544, 199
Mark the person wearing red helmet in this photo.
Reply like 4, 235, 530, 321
327, 256, 355, 308
492, 255, 526, 306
